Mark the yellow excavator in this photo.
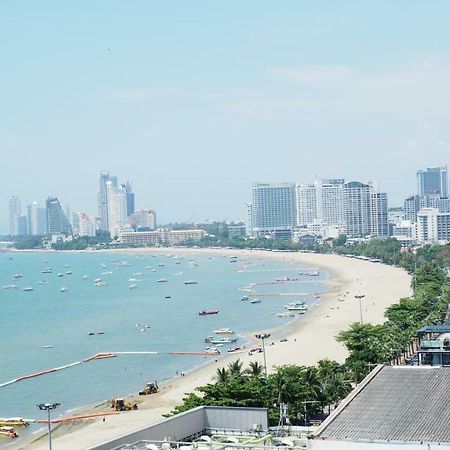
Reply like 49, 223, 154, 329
139, 381, 159, 395
111, 398, 138, 411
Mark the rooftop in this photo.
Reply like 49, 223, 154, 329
312, 365, 450, 444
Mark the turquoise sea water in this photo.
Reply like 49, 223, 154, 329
0, 250, 328, 438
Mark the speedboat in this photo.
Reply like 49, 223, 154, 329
60, 287, 68, 293
184, 280, 198, 285
22, 287, 33, 292
204, 336, 238, 345
157, 279, 168, 283
241, 295, 249, 301
41, 268, 52, 274
129, 284, 138, 289
284, 301, 308, 312
57, 273, 64, 277
250, 298, 261, 304
199, 310, 219, 316
213, 328, 234, 334
3, 285, 17, 289
12, 274, 23, 280
66, 271, 72, 275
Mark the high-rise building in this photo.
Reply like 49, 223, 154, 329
98, 171, 118, 232
252, 183, 296, 236
106, 182, 128, 237
46, 197, 71, 235
404, 195, 420, 223
123, 181, 135, 217
315, 178, 345, 227
417, 208, 450, 243
296, 184, 317, 226
417, 166, 448, 198
370, 192, 389, 238
343, 182, 371, 238
17, 215, 28, 236
9, 195, 21, 236
245, 203, 253, 237
128, 209, 156, 231
72, 212, 96, 236
27, 202, 47, 235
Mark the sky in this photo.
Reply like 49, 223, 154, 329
2, 1, 450, 231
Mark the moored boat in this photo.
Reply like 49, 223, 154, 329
184, 280, 198, 285
199, 310, 219, 316
22, 287, 33, 292
213, 328, 234, 334
284, 301, 308, 312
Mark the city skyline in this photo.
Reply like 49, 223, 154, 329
2, 2, 450, 231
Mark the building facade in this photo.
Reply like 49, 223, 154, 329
343, 182, 371, 238
296, 184, 317, 226
27, 202, 47, 235
370, 192, 389, 238
416, 207, 450, 243
97, 171, 118, 232
46, 197, 71, 235
72, 211, 96, 237
9, 195, 22, 236
252, 183, 296, 236
417, 166, 448, 198
316, 178, 345, 227
128, 209, 156, 231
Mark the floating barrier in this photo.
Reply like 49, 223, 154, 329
0, 350, 218, 388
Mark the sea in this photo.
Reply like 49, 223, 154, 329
0, 250, 328, 442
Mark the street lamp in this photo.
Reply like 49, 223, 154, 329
354, 295, 365, 324
255, 333, 271, 378
37, 402, 60, 450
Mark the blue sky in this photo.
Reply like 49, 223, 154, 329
2, 1, 450, 230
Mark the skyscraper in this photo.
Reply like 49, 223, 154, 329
417, 166, 448, 198
343, 182, 371, 238
123, 181, 135, 217
106, 182, 128, 237
128, 209, 156, 230
370, 192, 389, 238
9, 196, 21, 236
27, 202, 47, 235
296, 184, 317, 226
46, 197, 71, 235
72, 211, 96, 236
98, 171, 118, 232
315, 179, 345, 227
252, 183, 296, 236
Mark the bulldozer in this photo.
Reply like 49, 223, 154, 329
139, 381, 159, 395
111, 398, 138, 411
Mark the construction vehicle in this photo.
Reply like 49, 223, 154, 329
139, 381, 159, 395
111, 398, 138, 411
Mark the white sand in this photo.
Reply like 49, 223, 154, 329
15, 249, 411, 450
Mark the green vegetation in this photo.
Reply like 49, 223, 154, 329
168, 359, 352, 425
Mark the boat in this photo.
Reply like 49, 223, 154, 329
284, 301, 308, 312
88, 332, 95, 335
213, 328, 234, 334
277, 312, 295, 318
227, 346, 241, 352
204, 336, 239, 344
0, 426, 18, 439
158, 263, 165, 267
199, 310, 219, 316
22, 287, 33, 292
133, 272, 143, 276
165, 296, 172, 299
0, 417, 33, 427
184, 280, 198, 285
57, 273, 64, 277
60, 287, 68, 293
250, 298, 261, 304
157, 279, 168, 283
241, 295, 249, 301
82, 275, 88, 279
299, 270, 319, 276
37, 280, 48, 285
94, 280, 106, 287
97, 331, 105, 335
12, 274, 23, 279
66, 271, 72, 275
3, 285, 17, 289
40, 268, 52, 274
43, 345, 53, 349
101, 271, 113, 275
129, 284, 138, 289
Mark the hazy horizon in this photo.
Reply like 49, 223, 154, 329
3, 2, 450, 232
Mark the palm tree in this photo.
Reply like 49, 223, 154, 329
245, 361, 264, 379
215, 367, 229, 384
270, 372, 291, 404
228, 359, 244, 379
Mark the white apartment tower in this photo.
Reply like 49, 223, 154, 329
417, 208, 450, 243
370, 192, 389, 238
245, 203, 253, 236
106, 182, 128, 237
315, 179, 345, 227
297, 184, 317, 226
9, 196, 21, 236
343, 182, 371, 238
27, 202, 47, 235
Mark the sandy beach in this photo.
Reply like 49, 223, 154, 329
12, 249, 411, 450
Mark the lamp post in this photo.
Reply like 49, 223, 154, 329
255, 333, 271, 378
355, 295, 365, 324
37, 403, 60, 450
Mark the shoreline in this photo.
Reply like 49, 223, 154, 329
10, 248, 411, 450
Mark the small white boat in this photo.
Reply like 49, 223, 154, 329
12, 274, 23, 280
66, 271, 72, 275
284, 301, 308, 312
82, 275, 88, 279
37, 280, 48, 285
157, 279, 168, 283
213, 328, 234, 335
101, 271, 113, 275
241, 295, 249, 301
57, 273, 64, 277
22, 287, 33, 292
43, 345, 53, 349
250, 298, 261, 304
184, 280, 198, 285
94, 280, 106, 287
60, 287, 68, 293
94, 278, 102, 283
41, 268, 52, 274
3, 285, 17, 289
133, 272, 143, 276
97, 331, 105, 335
129, 284, 138, 289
